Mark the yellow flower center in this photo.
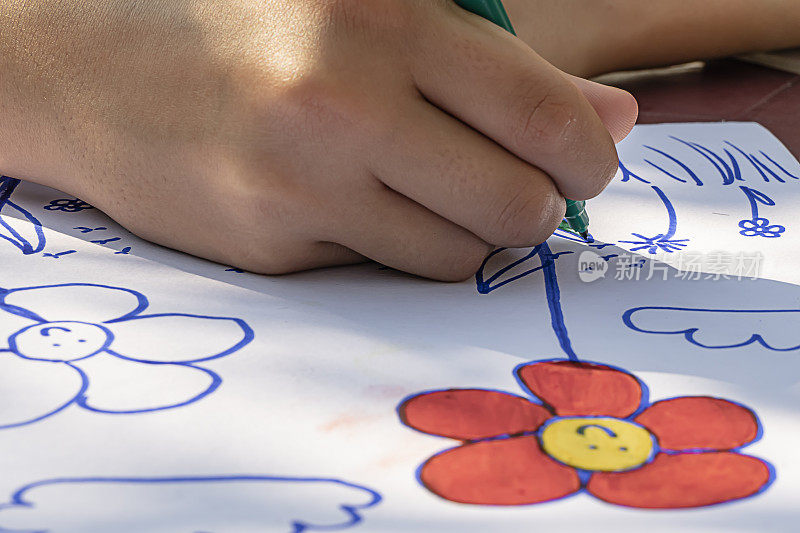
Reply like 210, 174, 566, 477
540, 417, 654, 472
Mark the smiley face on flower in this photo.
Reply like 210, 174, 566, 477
9, 321, 114, 362
0, 283, 253, 428
539, 417, 655, 472
399, 359, 773, 509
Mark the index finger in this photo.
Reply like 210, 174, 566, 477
411, 3, 620, 200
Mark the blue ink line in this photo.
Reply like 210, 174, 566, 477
474, 244, 580, 360
75, 364, 223, 414
4, 202, 45, 254
90, 237, 121, 245
0, 283, 150, 323
725, 142, 771, 182
623, 307, 800, 351
0, 177, 46, 255
752, 156, 785, 183
0, 177, 20, 207
1, 475, 382, 533
644, 145, 702, 185
482, 245, 542, 286
725, 149, 744, 181
740, 186, 775, 219
0, 214, 29, 253
618, 161, 650, 184
43, 250, 77, 259
554, 230, 615, 249
644, 159, 687, 184
692, 141, 736, 185
104, 312, 254, 363
760, 151, 799, 180
653, 186, 679, 240
115, 247, 132, 255
538, 243, 579, 362
0, 364, 89, 431
618, 186, 688, 254
74, 226, 107, 233
738, 186, 784, 237
670, 137, 732, 185
476, 247, 573, 294
0, 207, 28, 247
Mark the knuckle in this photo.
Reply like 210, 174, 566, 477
510, 85, 578, 153
537, 191, 567, 242
487, 183, 565, 247
326, 0, 418, 37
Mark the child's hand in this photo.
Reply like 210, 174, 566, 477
1, 0, 636, 280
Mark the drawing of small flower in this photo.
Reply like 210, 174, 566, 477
399, 359, 772, 509
0, 283, 253, 425
738, 218, 785, 238
43, 199, 94, 212
619, 233, 689, 254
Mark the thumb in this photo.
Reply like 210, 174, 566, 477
567, 74, 639, 144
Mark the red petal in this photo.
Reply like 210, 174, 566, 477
517, 361, 642, 417
588, 452, 771, 509
399, 389, 551, 441
421, 436, 580, 505
636, 397, 759, 451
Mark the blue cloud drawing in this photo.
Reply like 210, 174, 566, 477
623, 307, 800, 351
0, 475, 382, 532
0, 283, 254, 427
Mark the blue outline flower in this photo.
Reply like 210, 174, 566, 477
0, 283, 253, 425
738, 218, 785, 238
43, 199, 93, 212
619, 233, 689, 254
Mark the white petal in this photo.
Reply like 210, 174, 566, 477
75, 353, 219, 413
0, 352, 85, 428
1, 284, 148, 324
106, 314, 252, 363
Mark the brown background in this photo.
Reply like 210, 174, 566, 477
601, 59, 799, 158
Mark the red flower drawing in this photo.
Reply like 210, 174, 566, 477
398, 359, 773, 509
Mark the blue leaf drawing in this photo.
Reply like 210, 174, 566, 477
0, 177, 45, 255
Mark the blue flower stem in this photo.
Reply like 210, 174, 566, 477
538, 243, 580, 362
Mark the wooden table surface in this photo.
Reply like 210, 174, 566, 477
602, 59, 800, 158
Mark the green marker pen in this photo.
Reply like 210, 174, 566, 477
454, 0, 592, 242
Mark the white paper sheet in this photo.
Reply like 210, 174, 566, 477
0, 122, 799, 532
